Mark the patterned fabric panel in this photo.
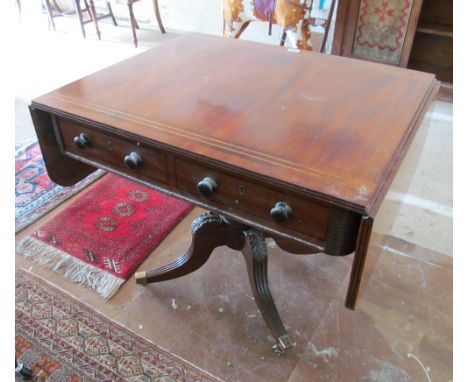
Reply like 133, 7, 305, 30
352, 0, 414, 64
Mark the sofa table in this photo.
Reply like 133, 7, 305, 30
29, 33, 439, 354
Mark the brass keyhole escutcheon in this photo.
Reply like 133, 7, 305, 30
107, 141, 113, 150
239, 185, 245, 195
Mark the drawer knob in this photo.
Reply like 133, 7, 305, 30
73, 133, 90, 149
197, 177, 218, 197
124, 152, 143, 170
270, 202, 293, 223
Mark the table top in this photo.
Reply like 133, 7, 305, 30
32, 33, 438, 216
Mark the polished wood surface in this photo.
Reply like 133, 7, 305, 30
175, 158, 330, 241
32, 33, 438, 216
57, 117, 169, 185
30, 34, 438, 326
30, 108, 97, 186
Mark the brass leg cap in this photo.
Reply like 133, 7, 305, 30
272, 335, 295, 355
135, 271, 148, 285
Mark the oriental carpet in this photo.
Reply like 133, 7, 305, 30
17, 174, 192, 298
15, 141, 105, 233
15, 270, 221, 381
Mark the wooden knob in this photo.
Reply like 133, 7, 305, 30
270, 202, 292, 223
197, 177, 218, 196
124, 152, 143, 169
73, 133, 90, 149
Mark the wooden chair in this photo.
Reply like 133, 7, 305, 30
90, 0, 166, 47
43, 0, 117, 38
43, 0, 165, 47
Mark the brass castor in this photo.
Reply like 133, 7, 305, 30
135, 271, 148, 285
272, 335, 294, 355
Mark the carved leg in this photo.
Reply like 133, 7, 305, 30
242, 229, 294, 354
135, 212, 240, 284
152, 0, 166, 33
135, 212, 294, 353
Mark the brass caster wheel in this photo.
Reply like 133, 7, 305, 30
272, 335, 294, 355
135, 271, 148, 285
272, 343, 285, 355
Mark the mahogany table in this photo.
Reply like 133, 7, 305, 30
29, 34, 439, 354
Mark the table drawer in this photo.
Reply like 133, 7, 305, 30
56, 117, 168, 184
175, 159, 330, 240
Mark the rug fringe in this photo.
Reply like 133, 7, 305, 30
17, 237, 124, 299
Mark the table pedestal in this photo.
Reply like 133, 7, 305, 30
135, 211, 295, 354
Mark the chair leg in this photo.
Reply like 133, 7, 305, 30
83, 0, 92, 20
234, 21, 250, 39
16, 0, 21, 21
44, 0, 56, 31
52, 0, 62, 11
128, 3, 138, 47
74, 0, 86, 38
152, 0, 166, 33
107, 1, 118, 26
280, 30, 287, 46
89, 0, 101, 40
320, 0, 337, 53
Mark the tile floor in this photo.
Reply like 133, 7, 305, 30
15, 5, 452, 382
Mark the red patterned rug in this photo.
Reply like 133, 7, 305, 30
15, 270, 222, 381
17, 174, 192, 298
15, 141, 105, 233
